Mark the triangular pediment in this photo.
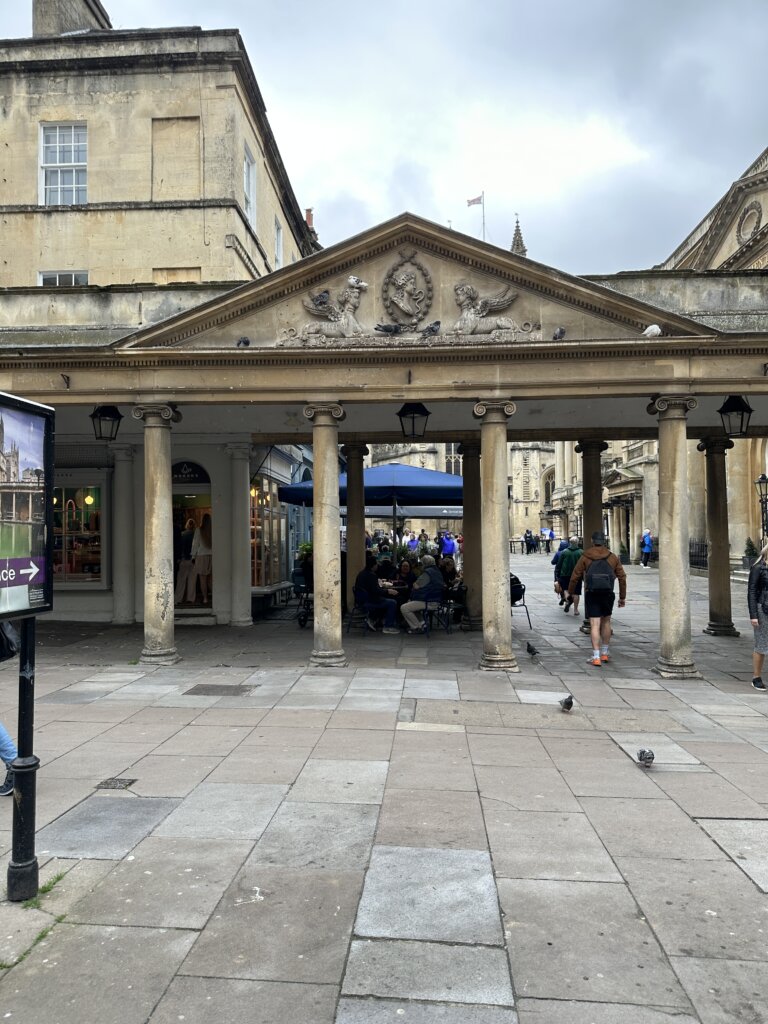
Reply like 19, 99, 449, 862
118, 213, 716, 353
681, 174, 768, 271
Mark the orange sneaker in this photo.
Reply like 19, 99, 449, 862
601, 654, 611, 663
587, 657, 601, 667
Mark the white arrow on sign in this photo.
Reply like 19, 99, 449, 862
19, 562, 40, 581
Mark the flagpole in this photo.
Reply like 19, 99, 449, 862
482, 191, 485, 243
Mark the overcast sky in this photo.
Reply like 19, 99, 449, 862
5, 1, 767, 274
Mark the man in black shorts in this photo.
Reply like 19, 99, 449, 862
568, 531, 627, 666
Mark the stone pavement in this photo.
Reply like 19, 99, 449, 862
1, 554, 768, 1023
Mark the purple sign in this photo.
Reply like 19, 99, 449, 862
0, 558, 46, 589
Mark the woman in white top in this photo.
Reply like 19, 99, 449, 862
191, 512, 213, 604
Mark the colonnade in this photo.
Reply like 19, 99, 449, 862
129, 394, 739, 679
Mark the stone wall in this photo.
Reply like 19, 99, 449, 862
33, 0, 112, 36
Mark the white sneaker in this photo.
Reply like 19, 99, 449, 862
382, 627, 400, 635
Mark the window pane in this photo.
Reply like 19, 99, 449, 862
41, 274, 57, 286
53, 486, 102, 583
73, 272, 88, 285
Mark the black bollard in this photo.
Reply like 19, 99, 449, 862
7, 616, 40, 902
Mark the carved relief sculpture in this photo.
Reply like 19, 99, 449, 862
301, 276, 369, 339
381, 250, 433, 328
450, 282, 519, 334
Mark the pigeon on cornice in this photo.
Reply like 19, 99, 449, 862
642, 324, 662, 338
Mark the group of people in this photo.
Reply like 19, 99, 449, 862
366, 529, 463, 566
520, 528, 556, 555
174, 513, 213, 606
355, 549, 464, 635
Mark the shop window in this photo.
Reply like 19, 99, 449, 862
250, 475, 288, 586
53, 485, 102, 583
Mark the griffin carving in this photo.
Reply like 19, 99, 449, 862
450, 282, 518, 334
301, 276, 368, 339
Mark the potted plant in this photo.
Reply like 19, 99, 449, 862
743, 537, 759, 569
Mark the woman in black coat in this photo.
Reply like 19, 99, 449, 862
747, 544, 768, 689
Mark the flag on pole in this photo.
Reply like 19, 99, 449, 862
467, 194, 483, 207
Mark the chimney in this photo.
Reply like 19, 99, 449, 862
305, 208, 314, 230
33, 0, 112, 37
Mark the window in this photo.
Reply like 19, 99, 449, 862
445, 442, 462, 475
41, 124, 87, 205
243, 146, 256, 224
53, 484, 103, 583
274, 218, 283, 269
39, 271, 88, 287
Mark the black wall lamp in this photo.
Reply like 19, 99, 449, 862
90, 404, 123, 440
717, 395, 753, 438
396, 402, 431, 439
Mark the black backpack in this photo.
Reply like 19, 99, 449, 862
586, 556, 614, 591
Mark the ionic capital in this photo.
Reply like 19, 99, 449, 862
340, 443, 369, 460
472, 400, 516, 422
574, 440, 609, 456
303, 403, 346, 425
647, 395, 698, 419
132, 403, 182, 425
458, 440, 481, 458
696, 436, 734, 455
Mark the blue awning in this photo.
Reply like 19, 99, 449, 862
277, 462, 463, 507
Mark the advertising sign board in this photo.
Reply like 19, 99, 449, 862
0, 392, 54, 619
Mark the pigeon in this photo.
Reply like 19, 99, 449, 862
526, 641, 540, 657
347, 275, 368, 290
637, 748, 655, 768
236, 336, 251, 348
309, 289, 330, 308
559, 694, 574, 712
420, 320, 441, 338
552, 326, 566, 341
642, 324, 662, 338
375, 323, 408, 335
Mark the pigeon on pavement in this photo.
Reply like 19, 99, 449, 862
637, 748, 655, 767
559, 694, 574, 712
526, 641, 540, 657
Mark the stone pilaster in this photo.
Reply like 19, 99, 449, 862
341, 443, 368, 613
698, 437, 739, 637
110, 444, 135, 624
305, 404, 347, 667
226, 443, 253, 627
650, 396, 701, 678
132, 404, 182, 665
458, 440, 482, 630
555, 441, 565, 490
473, 401, 519, 671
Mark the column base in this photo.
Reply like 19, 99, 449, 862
310, 649, 348, 668
479, 652, 520, 672
140, 647, 181, 666
652, 659, 702, 680
703, 623, 740, 637
231, 618, 254, 628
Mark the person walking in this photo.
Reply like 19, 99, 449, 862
747, 542, 768, 689
0, 720, 17, 796
568, 531, 626, 666
551, 539, 569, 605
640, 528, 653, 567
558, 536, 584, 616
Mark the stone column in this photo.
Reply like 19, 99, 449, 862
459, 440, 482, 630
305, 404, 346, 667
555, 441, 565, 490
341, 443, 368, 612
474, 401, 518, 671
727, 440, 753, 566
651, 396, 701, 677
687, 441, 707, 541
226, 443, 253, 627
132, 404, 181, 665
575, 440, 608, 542
628, 501, 637, 562
110, 444, 135, 624
564, 443, 574, 486
698, 437, 739, 637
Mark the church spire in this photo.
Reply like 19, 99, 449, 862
510, 214, 527, 257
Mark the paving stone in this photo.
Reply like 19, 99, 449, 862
710, 761, 768, 803
485, 807, 622, 881
67, 836, 252, 928
181, 867, 363, 984
650, 770, 768, 818
151, 724, 253, 756
154, 783, 286, 840
618, 855, 768, 959
239, 725, 325, 747
414, 699, 504, 726
670, 954, 768, 1024
560, 761, 664, 798
387, 751, 476, 791
0, 903, 54, 965
610, 733, 701, 765
376, 788, 487, 850
258, 708, 333, 728
127, 753, 222, 796
336, 998, 519, 1023
312, 728, 395, 760
466, 733, 550, 766
287, 758, 388, 804
0, 922, 197, 1024
499, 705, 595, 729
206, 747, 310, 784
498, 878, 690, 1006
355, 845, 502, 943
248, 801, 378, 869
148, 977, 338, 1024
586, 709, 690, 732
328, 710, 399, 729
580, 797, 726, 860
37, 794, 179, 858
697, 819, 768, 891
477, 764, 582, 811
677, 740, 768, 764
515, 1000, 698, 1023
342, 939, 515, 1005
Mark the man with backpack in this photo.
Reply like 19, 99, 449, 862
568, 531, 626, 666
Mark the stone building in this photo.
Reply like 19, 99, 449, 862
2, 1, 768, 680
1, 0, 319, 617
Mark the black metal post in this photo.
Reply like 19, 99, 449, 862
7, 616, 39, 901
761, 497, 768, 548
